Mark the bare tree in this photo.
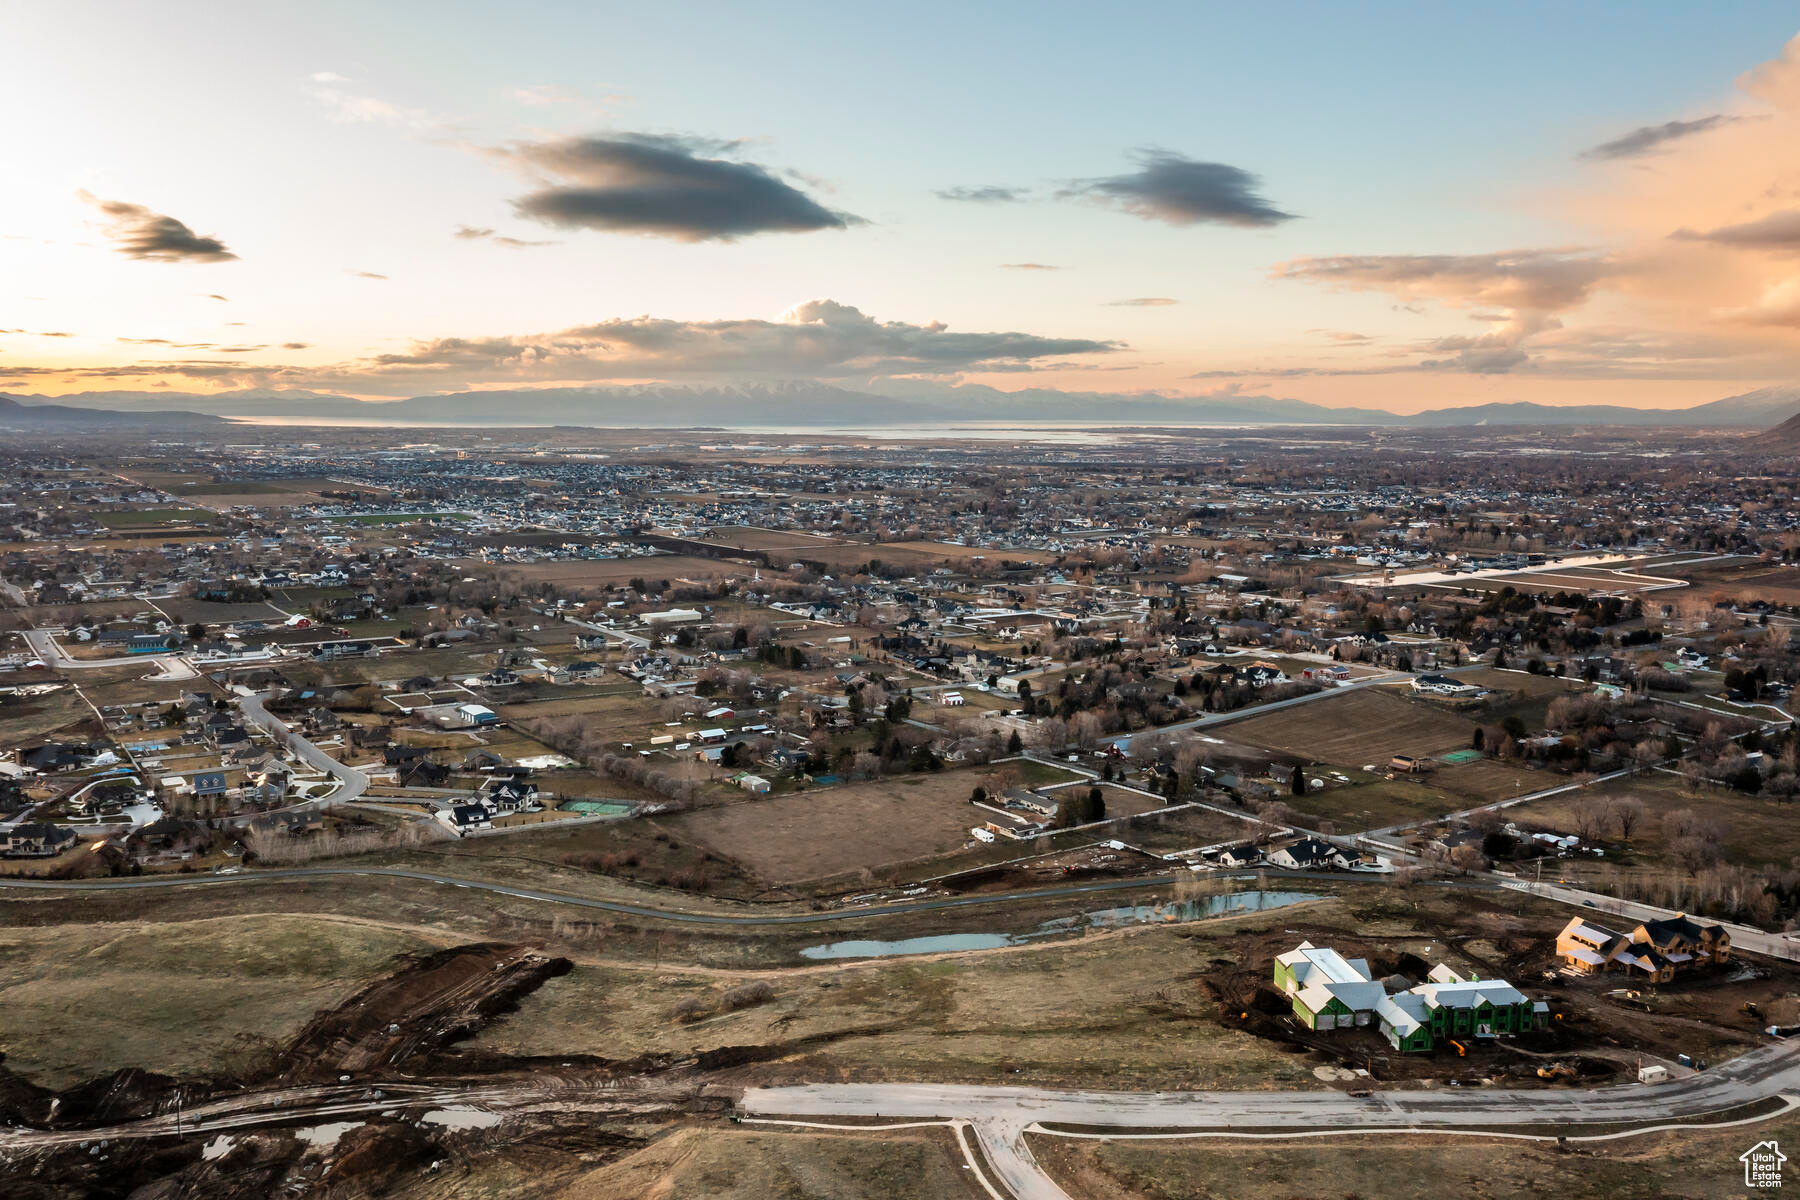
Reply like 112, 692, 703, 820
1612, 797, 1647, 844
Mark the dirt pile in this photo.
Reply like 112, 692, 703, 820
273, 943, 571, 1079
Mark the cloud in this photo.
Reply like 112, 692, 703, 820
1417, 345, 1531, 373
1670, 209, 1800, 250
453, 224, 558, 248
1275, 250, 1614, 373
362, 299, 1119, 384
1274, 248, 1609, 313
305, 75, 438, 129
1720, 278, 1800, 328
1061, 150, 1295, 227
81, 194, 237, 263
0, 329, 74, 337
1579, 115, 1737, 161
1102, 297, 1178, 306
204, 293, 229, 302
999, 262, 1059, 270
347, 270, 388, 280
500, 133, 862, 241
936, 185, 1027, 203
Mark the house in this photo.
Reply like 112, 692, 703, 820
1234, 663, 1289, 689
0, 822, 79, 858
1412, 673, 1483, 698
1276, 941, 1540, 1053
939, 690, 966, 706
1274, 942, 1386, 1031
127, 816, 210, 860
455, 703, 498, 727
736, 773, 772, 794
1554, 914, 1731, 981
399, 760, 453, 788
446, 803, 492, 834
1390, 754, 1427, 774
313, 640, 376, 661
1267, 836, 1350, 871
1216, 844, 1262, 868
642, 607, 703, 626
485, 778, 538, 809
191, 771, 229, 800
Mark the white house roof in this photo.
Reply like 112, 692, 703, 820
1276, 941, 1373, 987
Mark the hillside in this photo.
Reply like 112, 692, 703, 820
1764, 409, 1800, 447
0, 396, 229, 429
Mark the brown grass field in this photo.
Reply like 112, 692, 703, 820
664, 767, 1056, 884
1035, 1116, 1800, 1200
1224, 688, 1480, 765
476, 555, 759, 586
701, 526, 849, 552
1503, 774, 1800, 873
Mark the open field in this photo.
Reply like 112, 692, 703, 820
665, 776, 1000, 886
0, 914, 427, 1089
1662, 557, 1800, 605
474, 555, 757, 587
473, 901, 1332, 1092
1116, 804, 1275, 851
1290, 774, 1481, 831
558, 1126, 989, 1200
797, 540, 1057, 573
702, 526, 850, 552
0, 686, 92, 742
1502, 773, 1800, 873
1035, 1114, 1800, 1200
93, 507, 217, 529
1226, 687, 1480, 765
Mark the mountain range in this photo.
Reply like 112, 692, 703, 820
0, 394, 226, 429
3, 382, 1799, 430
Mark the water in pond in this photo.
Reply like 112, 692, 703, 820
798, 890, 1319, 960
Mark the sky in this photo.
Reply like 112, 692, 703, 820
7, 2, 1800, 414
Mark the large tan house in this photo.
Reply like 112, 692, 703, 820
1555, 913, 1731, 982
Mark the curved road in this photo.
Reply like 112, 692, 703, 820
236, 690, 370, 807
0, 863, 1314, 925
744, 1038, 1800, 1200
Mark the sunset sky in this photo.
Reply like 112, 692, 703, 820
8, 2, 1800, 414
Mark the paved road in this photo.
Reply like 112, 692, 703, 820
237, 690, 370, 807
0, 862, 1229, 924
19, 627, 179, 671
744, 1037, 1800, 1200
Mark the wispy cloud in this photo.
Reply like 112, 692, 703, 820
999, 262, 1059, 270
453, 224, 559, 248
1103, 297, 1178, 307
1579, 114, 1739, 161
936, 185, 1027, 203
1670, 209, 1800, 250
305, 73, 438, 130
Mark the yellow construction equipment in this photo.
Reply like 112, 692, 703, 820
1536, 1063, 1576, 1081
